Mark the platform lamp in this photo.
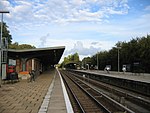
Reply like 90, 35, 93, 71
97, 51, 99, 70
0, 11, 9, 87
117, 46, 121, 73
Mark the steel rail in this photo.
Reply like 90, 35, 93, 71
61, 72, 86, 113
68, 70, 150, 110
63, 70, 135, 113
61, 71, 110, 113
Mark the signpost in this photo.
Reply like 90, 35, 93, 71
0, 11, 9, 87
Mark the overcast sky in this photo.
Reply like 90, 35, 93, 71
0, 0, 150, 62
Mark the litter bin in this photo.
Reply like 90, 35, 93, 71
10, 72, 19, 83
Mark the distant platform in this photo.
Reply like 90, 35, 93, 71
75, 70, 150, 84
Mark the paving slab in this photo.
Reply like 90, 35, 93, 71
46, 70, 67, 113
0, 70, 54, 113
1, 69, 74, 113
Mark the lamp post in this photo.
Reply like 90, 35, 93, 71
86, 64, 89, 70
117, 47, 121, 73
0, 11, 9, 87
97, 52, 99, 70
74, 63, 76, 69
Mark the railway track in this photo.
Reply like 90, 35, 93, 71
60, 70, 134, 113
63, 70, 150, 113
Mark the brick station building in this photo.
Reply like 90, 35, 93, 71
5, 46, 65, 79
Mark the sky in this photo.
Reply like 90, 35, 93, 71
0, 0, 150, 62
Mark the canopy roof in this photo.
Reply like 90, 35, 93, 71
8, 46, 65, 66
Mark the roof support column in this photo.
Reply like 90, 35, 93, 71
21, 58, 28, 71
32, 59, 35, 70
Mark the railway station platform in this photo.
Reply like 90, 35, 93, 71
72, 69, 150, 96
0, 69, 73, 113
76, 70, 150, 83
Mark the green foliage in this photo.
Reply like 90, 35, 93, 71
61, 52, 80, 67
0, 22, 12, 45
9, 42, 36, 49
82, 34, 150, 73
82, 57, 93, 69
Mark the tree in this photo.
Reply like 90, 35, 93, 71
82, 57, 92, 69
83, 34, 150, 73
72, 52, 80, 62
0, 22, 12, 45
9, 42, 36, 49
61, 52, 80, 68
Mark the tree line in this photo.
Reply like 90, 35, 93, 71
82, 34, 150, 73
60, 52, 80, 68
61, 34, 150, 73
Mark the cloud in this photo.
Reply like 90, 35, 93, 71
0, 0, 129, 25
144, 5, 150, 11
65, 41, 101, 56
39, 33, 50, 48
91, 42, 100, 45
60, 40, 114, 61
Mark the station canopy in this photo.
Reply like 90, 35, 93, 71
7, 46, 65, 66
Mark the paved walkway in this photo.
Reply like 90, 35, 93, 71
47, 70, 67, 113
77, 70, 150, 83
0, 70, 54, 113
